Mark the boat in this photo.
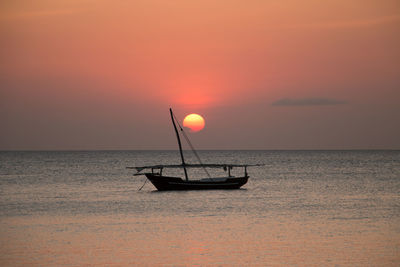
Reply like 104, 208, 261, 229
127, 108, 262, 191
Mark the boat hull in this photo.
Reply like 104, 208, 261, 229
145, 173, 248, 191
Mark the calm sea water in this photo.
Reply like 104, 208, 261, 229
0, 150, 399, 266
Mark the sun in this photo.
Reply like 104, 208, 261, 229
183, 114, 205, 132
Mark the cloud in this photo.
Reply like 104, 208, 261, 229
271, 98, 347, 107
0, 9, 82, 21
287, 15, 400, 30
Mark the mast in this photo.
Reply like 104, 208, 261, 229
170, 108, 188, 181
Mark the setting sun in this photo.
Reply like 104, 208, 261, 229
183, 114, 205, 132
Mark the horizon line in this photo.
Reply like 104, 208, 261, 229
1, 149, 399, 152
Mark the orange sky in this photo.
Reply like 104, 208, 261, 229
1, 0, 399, 149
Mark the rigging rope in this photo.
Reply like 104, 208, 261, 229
172, 113, 212, 179
138, 177, 148, 191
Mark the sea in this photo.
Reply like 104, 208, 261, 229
0, 150, 399, 266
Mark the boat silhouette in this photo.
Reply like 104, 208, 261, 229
127, 108, 262, 191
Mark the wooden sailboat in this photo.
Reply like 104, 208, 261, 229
127, 108, 262, 191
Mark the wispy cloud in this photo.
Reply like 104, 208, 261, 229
271, 98, 347, 107
287, 15, 400, 30
0, 9, 82, 21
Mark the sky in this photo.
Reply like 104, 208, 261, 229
1, 0, 399, 150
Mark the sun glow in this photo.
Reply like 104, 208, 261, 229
183, 114, 205, 132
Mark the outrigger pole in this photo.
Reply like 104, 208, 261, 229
170, 108, 188, 181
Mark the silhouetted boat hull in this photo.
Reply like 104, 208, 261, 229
145, 173, 248, 191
